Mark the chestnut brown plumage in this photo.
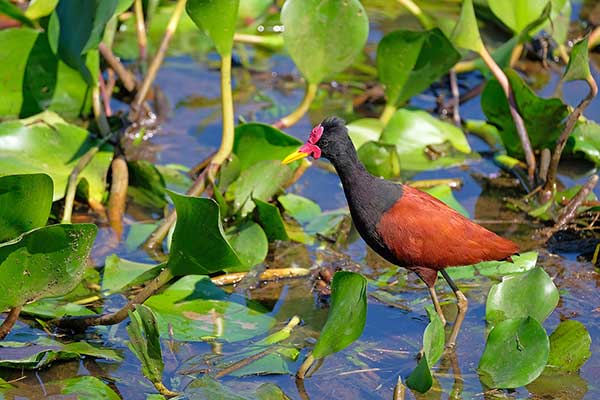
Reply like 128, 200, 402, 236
283, 116, 519, 348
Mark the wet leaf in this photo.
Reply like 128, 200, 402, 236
125, 222, 159, 251
357, 142, 400, 179
569, 121, 600, 166
563, 37, 592, 82
406, 356, 432, 394
380, 109, 471, 171
25, 0, 59, 19
312, 271, 367, 359
0, 223, 97, 310
486, 267, 559, 327
0, 338, 122, 369
167, 192, 242, 276
423, 185, 469, 217
225, 221, 268, 272
281, 0, 369, 84
0, 174, 53, 243
48, 376, 120, 400
451, 0, 483, 53
481, 69, 569, 158
377, 29, 460, 106
145, 275, 274, 342
278, 193, 321, 224
186, 376, 290, 399
527, 368, 588, 399
102, 255, 162, 294
423, 306, 445, 366
186, 0, 239, 56
127, 305, 164, 385
0, 0, 34, 26
546, 320, 591, 372
0, 111, 113, 202
304, 209, 348, 237
347, 118, 382, 149
253, 199, 289, 242
478, 317, 549, 389
233, 123, 301, 171
127, 160, 167, 209
488, 0, 549, 34
444, 251, 538, 281
21, 300, 95, 319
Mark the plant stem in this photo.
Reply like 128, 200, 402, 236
396, 0, 435, 29
154, 382, 178, 398
449, 68, 461, 127
0, 306, 22, 340
274, 82, 319, 129
296, 353, 315, 380
233, 33, 283, 50
509, 43, 524, 67
99, 43, 137, 92
130, 0, 187, 120
553, 174, 599, 231
589, 26, 600, 49
210, 268, 311, 286
379, 104, 397, 126
214, 346, 278, 379
393, 376, 406, 400
478, 45, 536, 184
107, 155, 129, 240
134, 0, 147, 61
211, 54, 235, 166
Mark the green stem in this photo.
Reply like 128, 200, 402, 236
233, 33, 283, 50
397, 0, 435, 29
211, 54, 235, 166
296, 352, 315, 380
274, 82, 318, 129
379, 104, 397, 126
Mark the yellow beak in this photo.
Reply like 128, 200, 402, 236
282, 150, 309, 164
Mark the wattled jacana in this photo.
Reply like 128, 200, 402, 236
282, 116, 519, 348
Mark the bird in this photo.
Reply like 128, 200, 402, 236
282, 116, 519, 348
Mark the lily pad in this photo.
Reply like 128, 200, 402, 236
444, 251, 538, 281
233, 123, 302, 171
278, 193, 321, 225
347, 118, 382, 149
102, 255, 162, 294
225, 221, 268, 272
186, 0, 239, 56
546, 320, 591, 372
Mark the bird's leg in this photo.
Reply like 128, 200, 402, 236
440, 269, 468, 349
428, 286, 447, 326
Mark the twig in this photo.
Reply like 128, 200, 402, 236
130, 0, 187, 121
553, 175, 599, 231
99, 43, 137, 92
449, 68, 461, 127
107, 155, 129, 240
0, 306, 22, 340
134, 0, 147, 61
210, 268, 311, 286
274, 83, 319, 129
51, 267, 174, 331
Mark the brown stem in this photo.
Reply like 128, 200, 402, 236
553, 174, 599, 231
393, 376, 406, 400
130, 0, 187, 121
296, 353, 315, 380
210, 268, 311, 286
51, 267, 174, 332
153, 382, 178, 398
134, 0, 147, 61
479, 46, 536, 184
99, 43, 137, 92
108, 156, 129, 240
449, 68, 461, 127
98, 72, 113, 117
0, 306, 22, 340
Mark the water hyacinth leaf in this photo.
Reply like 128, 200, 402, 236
281, 0, 369, 84
377, 29, 460, 106
21, 300, 95, 319
312, 271, 367, 359
357, 142, 400, 179
0, 338, 122, 369
547, 320, 591, 372
569, 121, 600, 166
0, 174, 53, 243
145, 275, 274, 342
451, 0, 483, 53
380, 109, 471, 171
125, 222, 159, 251
186, 0, 239, 56
225, 221, 268, 272
0, 111, 112, 202
478, 317, 549, 389
253, 199, 289, 242
304, 209, 349, 237
486, 267, 559, 327
0, 223, 97, 310
481, 69, 569, 158
347, 118, 382, 149
127, 160, 167, 209
547, 0, 571, 46
443, 251, 538, 281
127, 305, 164, 385
563, 37, 591, 82
102, 255, 162, 294
0, 0, 34, 26
488, 0, 549, 34
406, 356, 432, 394
233, 123, 302, 171
187, 376, 291, 399
423, 185, 469, 217
278, 193, 321, 225
423, 306, 445, 366
238, 0, 271, 22
167, 192, 242, 276
48, 376, 121, 400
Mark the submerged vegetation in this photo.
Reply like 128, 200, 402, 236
0, 0, 599, 398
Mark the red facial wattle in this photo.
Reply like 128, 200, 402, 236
301, 124, 323, 159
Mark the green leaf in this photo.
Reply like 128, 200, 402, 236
481, 69, 569, 159
563, 37, 592, 82
0, 0, 34, 26
304, 209, 349, 237
422, 185, 469, 217
377, 29, 460, 106
380, 109, 472, 172
253, 199, 289, 242
186, 0, 239, 56
102, 254, 162, 294
486, 267, 559, 326
127, 305, 164, 384
357, 142, 400, 179
443, 251, 538, 281
347, 118, 382, 149
233, 123, 301, 171
167, 192, 242, 276
423, 306, 445, 366
0, 338, 122, 369
278, 193, 321, 224
281, 0, 369, 84
451, 0, 483, 53
0, 223, 97, 310
225, 221, 268, 271
547, 0, 571, 46
49, 376, 121, 400
406, 356, 432, 394
127, 160, 167, 209
25, 0, 59, 19
570, 120, 600, 166
238, 0, 271, 22
546, 320, 591, 372
0, 174, 53, 243
145, 275, 274, 342
0, 111, 113, 203
478, 317, 549, 389
0, 28, 97, 118
488, 0, 549, 34
312, 271, 367, 359
125, 222, 159, 252
21, 300, 95, 319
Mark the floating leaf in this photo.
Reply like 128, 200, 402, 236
444, 251, 538, 281
186, 376, 290, 399
145, 275, 274, 342
167, 192, 242, 276
281, 0, 369, 84
127, 305, 164, 385
347, 118, 382, 149
312, 271, 367, 359
488, 0, 549, 34
102, 255, 162, 294
0, 111, 112, 202
233, 123, 302, 170
225, 221, 268, 272
486, 267, 559, 326
451, 0, 483, 53
21, 300, 95, 319
357, 142, 400, 179
563, 37, 592, 82
278, 193, 321, 225
0, 174, 53, 243
253, 199, 289, 242
0, 223, 97, 310
479, 317, 549, 389
186, 0, 239, 56
48, 376, 121, 400
546, 320, 591, 372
